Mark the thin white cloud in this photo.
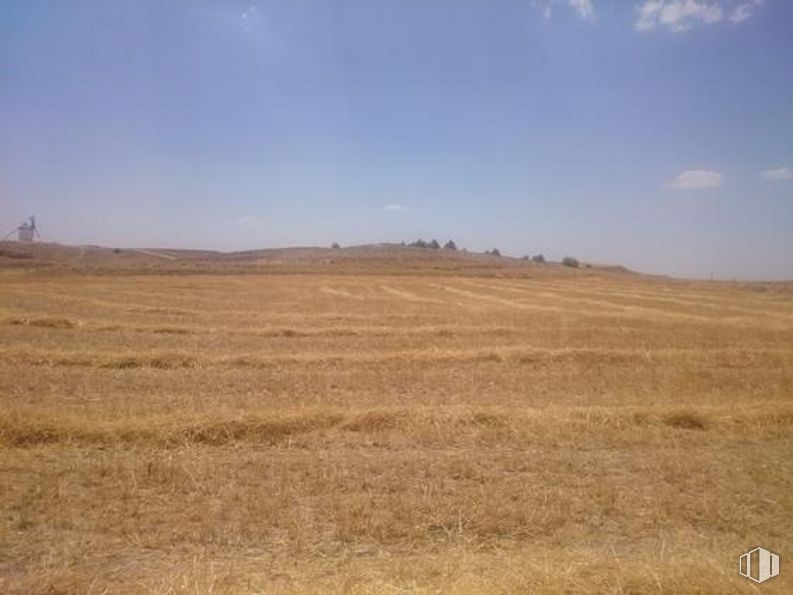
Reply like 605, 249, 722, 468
667, 170, 724, 189
384, 204, 409, 212
569, 0, 596, 19
761, 166, 793, 181
238, 216, 263, 227
636, 1, 722, 32
636, 1, 762, 32
534, 0, 596, 21
729, 0, 764, 23
239, 5, 261, 33
635, 2, 661, 30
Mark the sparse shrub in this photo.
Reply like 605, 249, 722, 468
663, 411, 709, 431
532, 254, 545, 263
562, 256, 579, 268
343, 411, 406, 432
443, 240, 457, 250
8, 316, 79, 329
103, 354, 198, 370
151, 327, 192, 335
468, 411, 509, 428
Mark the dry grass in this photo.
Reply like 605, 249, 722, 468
1, 263, 792, 593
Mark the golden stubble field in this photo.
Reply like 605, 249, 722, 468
1, 263, 792, 593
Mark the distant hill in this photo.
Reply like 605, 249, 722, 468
0, 240, 634, 278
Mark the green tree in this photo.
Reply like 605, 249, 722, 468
562, 256, 579, 268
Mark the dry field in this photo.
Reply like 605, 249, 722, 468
1, 255, 792, 593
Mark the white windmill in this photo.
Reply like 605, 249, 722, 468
3, 216, 40, 242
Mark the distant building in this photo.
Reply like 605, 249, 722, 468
3, 216, 39, 242
18, 221, 35, 242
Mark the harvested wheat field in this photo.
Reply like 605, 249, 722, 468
1, 249, 792, 593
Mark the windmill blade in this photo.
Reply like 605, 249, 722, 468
3, 227, 20, 241
29, 216, 40, 238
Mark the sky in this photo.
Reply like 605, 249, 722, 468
1, 0, 792, 280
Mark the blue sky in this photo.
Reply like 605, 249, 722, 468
1, 0, 792, 279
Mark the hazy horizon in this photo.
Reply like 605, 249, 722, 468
2, 1, 792, 280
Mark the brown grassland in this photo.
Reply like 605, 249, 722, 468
1, 244, 792, 593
